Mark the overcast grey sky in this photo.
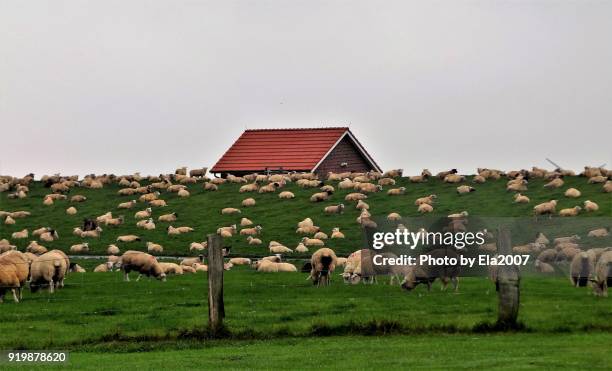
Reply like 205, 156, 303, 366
1, 0, 610, 177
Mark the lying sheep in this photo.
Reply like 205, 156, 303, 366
603, 181, 612, 193
135, 208, 152, 219
506, 180, 528, 192
356, 199, 369, 210
11, 229, 29, 240
302, 237, 324, 247
39, 229, 58, 242
70, 243, 89, 253
240, 183, 258, 193
387, 212, 402, 222
221, 207, 241, 215
355, 183, 382, 193
584, 200, 599, 212
240, 225, 262, 236
588, 228, 609, 238
105, 216, 125, 226
415, 194, 436, 206
269, 244, 293, 254
30, 250, 69, 293
331, 227, 345, 239
472, 175, 486, 184
147, 242, 164, 254
190, 241, 207, 251
564, 188, 581, 198
168, 226, 194, 235
588, 175, 607, 184
118, 200, 137, 209
570, 252, 594, 287
278, 191, 295, 199
229, 257, 251, 265
559, 206, 581, 217
177, 189, 190, 198
66, 206, 77, 215
324, 204, 345, 214
116, 235, 141, 243
158, 262, 183, 275
203, 182, 218, 191
107, 244, 120, 255
443, 174, 465, 183
149, 199, 167, 207
387, 187, 406, 196
93, 263, 112, 272
310, 191, 332, 202
242, 198, 256, 207
309, 248, 338, 286
295, 243, 309, 253
180, 255, 203, 267
345, 193, 368, 202
254, 260, 297, 272
418, 203, 433, 213
120, 250, 166, 282
158, 212, 177, 222
554, 235, 580, 245
258, 182, 280, 193
70, 195, 87, 202
544, 177, 564, 189
535, 260, 555, 273
457, 185, 476, 194
247, 236, 262, 245
513, 193, 530, 203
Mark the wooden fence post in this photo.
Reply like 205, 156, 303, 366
207, 233, 225, 335
496, 227, 520, 327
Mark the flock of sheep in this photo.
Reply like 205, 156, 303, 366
1, 165, 611, 302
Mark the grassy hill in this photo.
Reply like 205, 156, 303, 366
1, 175, 610, 257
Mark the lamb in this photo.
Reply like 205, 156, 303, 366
418, 203, 433, 213
587, 228, 609, 238
569, 252, 594, 287
240, 218, 253, 227
564, 188, 581, 198
295, 243, 309, 253
543, 177, 564, 189
29, 250, 69, 293
559, 206, 581, 217
415, 194, 436, 206
11, 229, 29, 240
118, 200, 137, 209
513, 193, 530, 203
583, 200, 599, 212
221, 207, 241, 215
240, 225, 262, 236
70, 243, 89, 253
229, 257, 251, 265
107, 244, 120, 255
356, 200, 369, 210
387, 187, 406, 196
533, 200, 557, 218
116, 235, 141, 243
239, 183, 259, 193
456, 185, 476, 194
269, 244, 293, 254
345, 193, 368, 202
134, 208, 152, 219
149, 199, 167, 207
309, 248, 338, 286
591, 251, 612, 297
247, 236, 262, 245
190, 241, 207, 251
120, 250, 166, 281
310, 191, 332, 202
324, 204, 345, 214
147, 242, 164, 254
242, 198, 256, 207
157, 212, 177, 223
278, 191, 295, 199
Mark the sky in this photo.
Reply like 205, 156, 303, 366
1, 0, 611, 177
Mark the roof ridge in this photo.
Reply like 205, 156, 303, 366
244, 127, 348, 132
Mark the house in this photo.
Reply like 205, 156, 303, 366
211, 127, 381, 177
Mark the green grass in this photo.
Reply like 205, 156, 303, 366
0, 176, 610, 256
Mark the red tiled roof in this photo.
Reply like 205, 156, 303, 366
211, 127, 350, 172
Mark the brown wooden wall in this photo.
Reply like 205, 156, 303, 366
314, 136, 374, 176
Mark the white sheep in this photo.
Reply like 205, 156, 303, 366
564, 188, 581, 198
242, 198, 256, 207
278, 191, 295, 199
584, 200, 599, 212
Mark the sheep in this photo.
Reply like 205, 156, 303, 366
175, 226, 194, 234
543, 177, 564, 189
180, 255, 204, 267
584, 200, 599, 212
535, 260, 555, 273
295, 243, 309, 253
149, 199, 167, 207
158, 262, 183, 275
254, 260, 297, 272
448, 211, 469, 219
356, 209, 371, 224
144, 241, 163, 254
0, 241, 16, 253
181, 265, 197, 273
246, 236, 262, 245
378, 178, 396, 186
190, 241, 207, 251
239, 183, 259, 193
401, 249, 461, 291
0, 251, 30, 302
154, 213, 177, 224
189, 168, 209, 178
588, 175, 607, 184
457, 185, 476, 194
4, 215, 15, 225
0, 261, 21, 303
559, 206, 581, 217
443, 174, 465, 183
418, 203, 433, 213
506, 180, 528, 192
345, 193, 368, 202
193, 263, 208, 272
320, 185, 335, 194
302, 237, 324, 247
472, 175, 486, 184
240, 225, 262, 236
310, 191, 332, 202
330, 227, 345, 239
120, 250, 166, 282
11, 229, 29, 240
297, 218, 314, 229
221, 207, 241, 215
569, 252, 594, 287
278, 191, 295, 199
70, 195, 87, 202
29, 250, 69, 293
588, 228, 609, 238
408, 175, 428, 183
536, 248, 557, 263
415, 194, 436, 206
354, 183, 382, 193
9, 211, 30, 219
134, 208, 152, 219
513, 193, 530, 203
309, 248, 338, 286
387, 187, 406, 196
296, 179, 322, 188
603, 181, 612, 193
242, 198, 256, 207
105, 216, 125, 226
313, 232, 328, 240
338, 178, 355, 190
258, 182, 280, 193
217, 225, 237, 237
42, 197, 55, 206
383, 169, 403, 178
107, 244, 120, 255
203, 182, 218, 191
324, 204, 345, 214
70, 243, 89, 253
554, 235, 580, 245
383, 213, 401, 223
32, 227, 50, 236
269, 244, 293, 254
564, 188, 581, 198
118, 200, 137, 209
210, 178, 227, 185
226, 257, 250, 266
118, 188, 136, 196
355, 200, 369, 210
533, 200, 557, 218
591, 251, 612, 297
116, 235, 141, 243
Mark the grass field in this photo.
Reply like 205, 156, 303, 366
1, 175, 610, 257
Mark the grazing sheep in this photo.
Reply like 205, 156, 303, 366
134, 208, 152, 219
584, 200, 599, 212
533, 200, 557, 218
116, 235, 141, 243
242, 198, 256, 207
0, 251, 30, 302
107, 244, 120, 255
345, 193, 368, 202
588, 228, 609, 238
29, 250, 69, 293
570, 252, 594, 287
401, 249, 461, 291
418, 203, 433, 213
309, 248, 338, 286
147, 242, 164, 254
591, 251, 612, 297
559, 206, 581, 217
119, 250, 166, 281
158, 212, 177, 223
513, 193, 530, 203
415, 194, 436, 206
324, 204, 345, 214
269, 244, 293, 254
11, 229, 29, 240
543, 178, 564, 189
240, 225, 262, 236
564, 188, 581, 198
70, 243, 89, 253
246, 236, 262, 245
118, 200, 137, 209
221, 207, 241, 215
278, 191, 295, 199
0, 261, 21, 303
387, 212, 402, 221
387, 187, 406, 196
457, 185, 476, 194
